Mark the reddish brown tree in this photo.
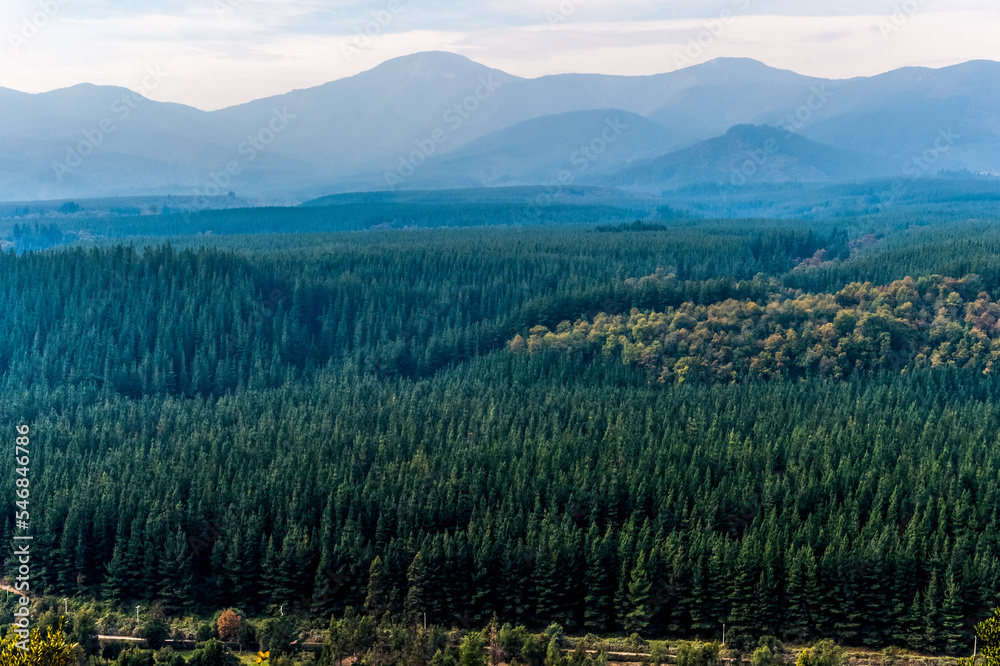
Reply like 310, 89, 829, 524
217, 609, 243, 644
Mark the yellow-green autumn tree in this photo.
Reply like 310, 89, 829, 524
0, 623, 79, 666
959, 608, 1000, 666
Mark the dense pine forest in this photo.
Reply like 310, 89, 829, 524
3, 209, 1000, 662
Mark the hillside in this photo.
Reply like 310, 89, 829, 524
608, 125, 885, 191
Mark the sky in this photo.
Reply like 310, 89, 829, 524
1, 0, 998, 110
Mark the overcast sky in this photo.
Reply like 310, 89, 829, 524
1, 0, 998, 110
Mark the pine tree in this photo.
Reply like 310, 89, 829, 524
784, 546, 812, 643
624, 551, 653, 636
923, 573, 941, 652
939, 573, 966, 655
533, 542, 561, 625
366, 556, 390, 618
405, 550, 428, 623
904, 591, 925, 651
728, 541, 756, 640
583, 527, 614, 633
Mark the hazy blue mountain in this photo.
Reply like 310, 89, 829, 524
607, 124, 886, 191
209, 52, 522, 179
796, 60, 1000, 175
396, 110, 677, 188
1, 52, 999, 201
0, 83, 316, 201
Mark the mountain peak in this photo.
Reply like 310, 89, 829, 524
390, 51, 477, 65
725, 124, 789, 139
366, 51, 516, 81
685, 57, 774, 73
673, 57, 815, 84
33, 82, 151, 106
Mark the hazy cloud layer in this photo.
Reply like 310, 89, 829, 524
1, 0, 997, 109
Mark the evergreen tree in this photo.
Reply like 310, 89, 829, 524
366, 557, 390, 618
624, 551, 654, 636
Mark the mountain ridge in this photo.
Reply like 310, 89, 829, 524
1, 52, 998, 201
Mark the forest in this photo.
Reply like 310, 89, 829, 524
515, 272, 1000, 382
2, 205, 1000, 664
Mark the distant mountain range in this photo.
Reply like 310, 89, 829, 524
606, 124, 884, 190
1, 51, 998, 202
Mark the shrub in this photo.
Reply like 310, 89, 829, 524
459, 631, 486, 666
188, 638, 240, 666
154, 646, 187, 666
677, 640, 722, 666
651, 643, 670, 666
195, 622, 216, 643
116, 646, 156, 666
521, 634, 545, 666
257, 618, 299, 656
753, 646, 781, 666
497, 624, 530, 662
140, 616, 172, 650
796, 640, 846, 666
431, 650, 457, 666
69, 610, 101, 661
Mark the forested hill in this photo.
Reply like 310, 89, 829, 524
2, 216, 1000, 653
516, 272, 1000, 382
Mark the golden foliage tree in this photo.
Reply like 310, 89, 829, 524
959, 608, 1000, 666
0, 622, 79, 666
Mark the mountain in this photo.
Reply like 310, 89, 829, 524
607, 124, 886, 191
210, 51, 523, 181
795, 60, 1000, 171
388, 110, 677, 189
0, 83, 315, 201
1, 52, 999, 201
